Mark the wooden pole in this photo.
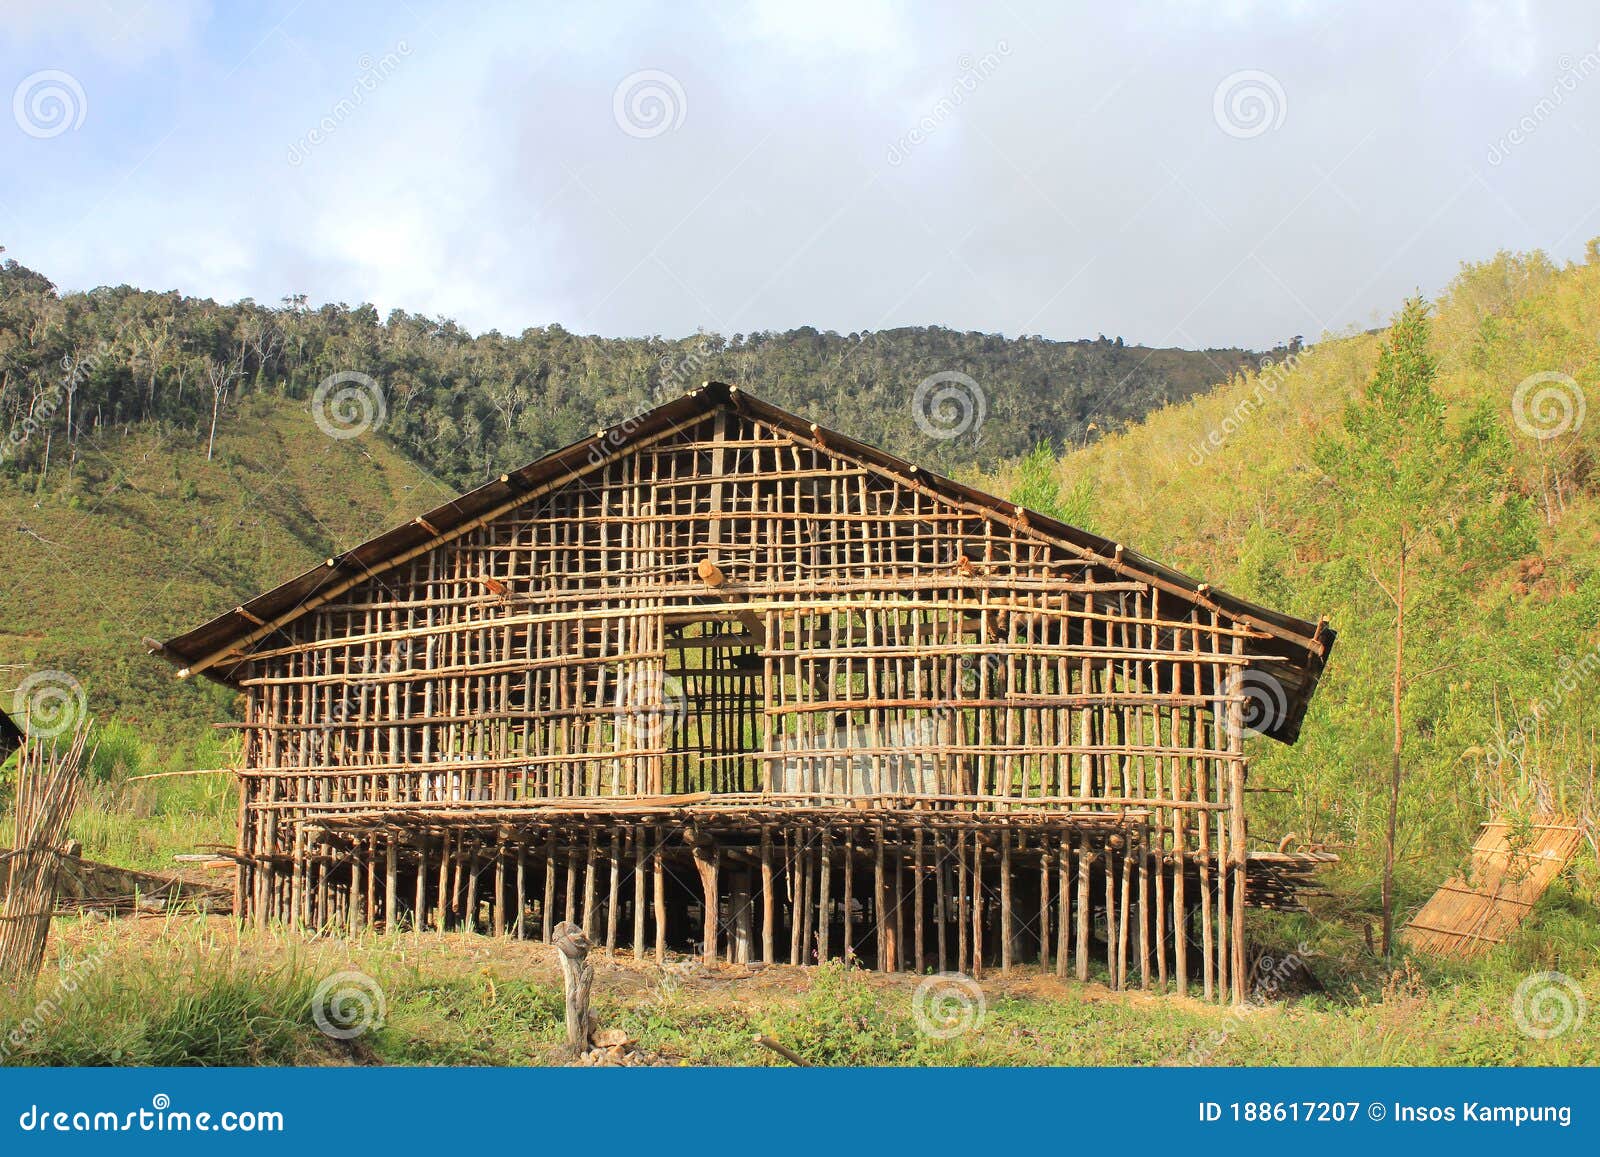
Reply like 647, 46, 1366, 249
1000, 828, 1013, 975
653, 823, 667, 963
817, 826, 832, 963
633, 826, 646, 956
606, 828, 621, 958
913, 827, 926, 973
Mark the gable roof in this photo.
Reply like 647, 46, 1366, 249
153, 381, 1335, 742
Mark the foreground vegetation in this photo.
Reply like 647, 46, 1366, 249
1, 914, 1593, 1067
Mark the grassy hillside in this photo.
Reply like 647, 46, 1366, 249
984, 248, 1600, 946
1, 391, 447, 737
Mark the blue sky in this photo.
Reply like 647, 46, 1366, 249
4, 0, 1600, 349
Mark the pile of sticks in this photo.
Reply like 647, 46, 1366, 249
0, 722, 91, 982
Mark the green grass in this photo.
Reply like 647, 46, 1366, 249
1, 719, 236, 871
3, 913, 1594, 1067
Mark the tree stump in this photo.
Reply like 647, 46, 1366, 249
553, 920, 595, 1055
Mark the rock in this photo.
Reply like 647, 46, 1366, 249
592, 1027, 632, 1048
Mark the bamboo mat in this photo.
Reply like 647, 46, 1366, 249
1404, 816, 1581, 958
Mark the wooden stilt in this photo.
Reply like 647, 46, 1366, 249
970, 833, 984, 981
627, 828, 642, 954
1055, 837, 1069, 979
606, 829, 621, 957
1075, 832, 1091, 983
760, 825, 775, 965
653, 824, 667, 964
817, 827, 832, 963
913, 828, 926, 974
935, 831, 949, 973
542, 838, 556, 943
1000, 828, 1013, 975
385, 837, 398, 933
516, 845, 528, 940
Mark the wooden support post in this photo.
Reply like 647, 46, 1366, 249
581, 831, 598, 934
436, 833, 451, 931
873, 825, 888, 971
1055, 837, 1069, 979
1104, 835, 1119, 989
414, 835, 428, 939
493, 837, 508, 938
384, 837, 398, 934
1038, 838, 1051, 972
606, 829, 621, 958
935, 833, 949, 973
817, 827, 831, 963
653, 824, 667, 964
1228, 643, 1249, 1006
1118, 839, 1133, 989
1075, 833, 1091, 983
633, 826, 647, 957
1000, 828, 1013, 975
691, 831, 719, 965
798, 839, 814, 964
842, 829, 855, 964
760, 825, 775, 964
516, 846, 528, 940
970, 832, 984, 981
956, 829, 970, 974
729, 871, 754, 965
913, 828, 926, 974
542, 838, 556, 943
1138, 829, 1151, 990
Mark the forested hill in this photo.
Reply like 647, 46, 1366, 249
0, 260, 1272, 488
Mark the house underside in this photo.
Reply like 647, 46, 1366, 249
155, 382, 1335, 1002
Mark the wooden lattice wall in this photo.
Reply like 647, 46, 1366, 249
200, 393, 1328, 1003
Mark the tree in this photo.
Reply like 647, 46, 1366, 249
204, 350, 244, 461
1313, 297, 1523, 954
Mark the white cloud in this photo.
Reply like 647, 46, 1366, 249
2, 0, 208, 63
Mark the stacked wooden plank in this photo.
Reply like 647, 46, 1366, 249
1404, 816, 1582, 958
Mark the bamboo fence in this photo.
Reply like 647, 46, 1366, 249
0, 722, 90, 982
